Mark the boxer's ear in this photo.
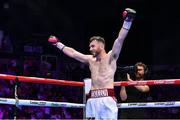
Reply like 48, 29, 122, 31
99, 42, 105, 49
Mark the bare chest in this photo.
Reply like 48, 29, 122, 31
89, 57, 115, 74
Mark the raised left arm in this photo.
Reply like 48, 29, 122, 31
111, 8, 136, 60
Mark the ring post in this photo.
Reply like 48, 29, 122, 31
83, 78, 91, 119
14, 77, 20, 120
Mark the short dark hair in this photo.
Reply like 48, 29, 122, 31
135, 62, 147, 70
89, 36, 105, 45
135, 62, 148, 74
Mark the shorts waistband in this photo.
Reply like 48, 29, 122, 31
88, 89, 115, 98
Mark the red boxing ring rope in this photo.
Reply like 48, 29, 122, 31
114, 79, 180, 86
0, 73, 180, 86
0, 74, 84, 86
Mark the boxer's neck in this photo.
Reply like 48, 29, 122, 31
96, 50, 106, 61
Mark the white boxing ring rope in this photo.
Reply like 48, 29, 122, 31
0, 97, 180, 109
0, 97, 85, 108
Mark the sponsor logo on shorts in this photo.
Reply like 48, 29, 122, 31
91, 89, 108, 98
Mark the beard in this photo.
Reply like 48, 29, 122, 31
91, 51, 99, 57
92, 53, 97, 57
136, 73, 144, 80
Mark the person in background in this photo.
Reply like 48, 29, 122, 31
120, 62, 150, 118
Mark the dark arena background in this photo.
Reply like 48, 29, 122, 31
0, 0, 180, 119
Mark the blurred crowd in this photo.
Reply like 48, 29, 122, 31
0, 58, 84, 119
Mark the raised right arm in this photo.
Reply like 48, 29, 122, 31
48, 36, 91, 64
60, 45, 91, 64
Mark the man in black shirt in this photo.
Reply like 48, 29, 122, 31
119, 62, 150, 118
